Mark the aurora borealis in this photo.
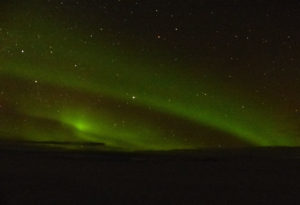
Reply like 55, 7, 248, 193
0, 0, 300, 151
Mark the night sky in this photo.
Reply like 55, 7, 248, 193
0, 0, 300, 151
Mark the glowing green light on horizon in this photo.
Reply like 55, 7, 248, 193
73, 121, 90, 132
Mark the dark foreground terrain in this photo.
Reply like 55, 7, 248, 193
1, 144, 300, 204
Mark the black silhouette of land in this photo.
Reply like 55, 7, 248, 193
1, 141, 300, 204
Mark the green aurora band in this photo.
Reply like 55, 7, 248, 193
0, 3, 299, 150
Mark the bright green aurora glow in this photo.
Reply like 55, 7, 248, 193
0, 1, 299, 151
